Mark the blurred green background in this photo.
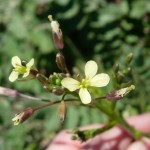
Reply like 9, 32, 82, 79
0, 0, 150, 149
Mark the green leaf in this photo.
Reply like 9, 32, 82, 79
130, 1, 148, 19
56, 1, 79, 19
64, 106, 79, 128
28, 30, 54, 54
54, 0, 70, 6
8, 12, 28, 39
44, 107, 60, 131
121, 20, 133, 31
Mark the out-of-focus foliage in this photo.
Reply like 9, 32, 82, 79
0, 0, 150, 149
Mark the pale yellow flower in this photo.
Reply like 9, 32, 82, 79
61, 60, 110, 104
9, 56, 34, 82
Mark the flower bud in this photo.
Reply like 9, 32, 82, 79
106, 85, 135, 101
12, 108, 34, 125
58, 100, 66, 124
48, 15, 64, 50
36, 73, 48, 85
116, 72, 124, 83
113, 64, 119, 73
52, 87, 64, 96
126, 67, 132, 76
126, 53, 133, 65
56, 52, 69, 73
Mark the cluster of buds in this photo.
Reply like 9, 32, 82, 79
45, 73, 69, 95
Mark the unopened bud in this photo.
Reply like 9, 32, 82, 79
36, 73, 48, 85
116, 72, 124, 83
126, 67, 132, 75
48, 15, 64, 50
56, 52, 69, 73
12, 108, 34, 125
113, 64, 119, 73
58, 100, 66, 124
126, 53, 133, 65
52, 87, 64, 95
106, 85, 135, 101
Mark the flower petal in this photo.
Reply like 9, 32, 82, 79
26, 58, 34, 68
12, 56, 21, 67
9, 71, 19, 82
79, 88, 91, 104
22, 70, 30, 78
61, 78, 80, 91
51, 21, 60, 34
85, 60, 98, 79
90, 73, 110, 87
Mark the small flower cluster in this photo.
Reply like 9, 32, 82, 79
9, 15, 134, 126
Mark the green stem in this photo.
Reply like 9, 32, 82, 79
74, 121, 116, 141
33, 98, 79, 111
95, 102, 142, 140
113, 112, 142, 140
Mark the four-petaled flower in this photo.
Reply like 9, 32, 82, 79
61, 60, 110, 104
9, 56, 34, 82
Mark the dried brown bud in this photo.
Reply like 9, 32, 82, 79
106, 85, 135, 101
48, 15, 64, 50
58, 100, 66, 124
12, 108, 34, 125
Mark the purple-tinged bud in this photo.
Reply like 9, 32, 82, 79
48, 15, 64, 50
56, 52, 69, 73
106, 85, 135, 101
12, 108, 34, 125
58, 100, 66, 124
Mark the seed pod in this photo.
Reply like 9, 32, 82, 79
58, 100, 66, 124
